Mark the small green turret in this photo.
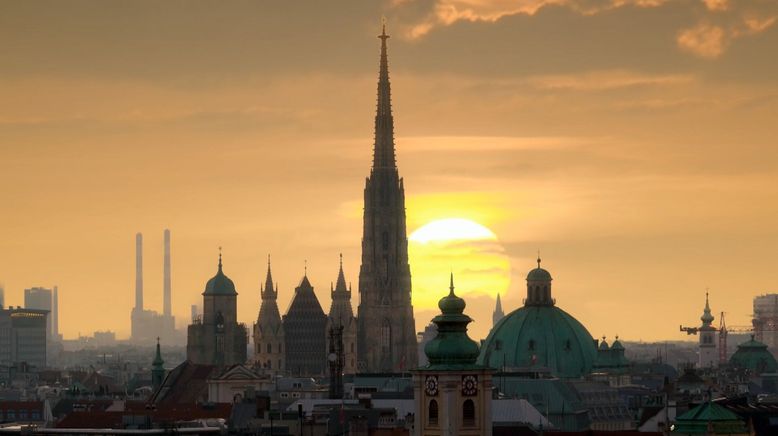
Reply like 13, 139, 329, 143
151, 337, 165, 390
423, 274, 482, 369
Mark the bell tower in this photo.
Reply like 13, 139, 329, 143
412, 275, 494, 436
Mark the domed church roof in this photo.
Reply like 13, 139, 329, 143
478, 259, 597, 378
203, 252, 237, 296
729, 336, 778, 374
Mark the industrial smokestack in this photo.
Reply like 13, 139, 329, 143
53, 286, 59, 340
163, 229, 171, 317
135, 232, 143, 311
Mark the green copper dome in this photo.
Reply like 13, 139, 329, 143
203, 254, 237, 296
729, 336, 778, 374
527, 267, 552, 282
478, 259, 596, 378
423, 274, 482, 369
478, 305, 597, 378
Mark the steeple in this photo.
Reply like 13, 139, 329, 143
701, 291, 714, 326
357, 20, 417, 373
330, 254, 354, 325
493, 293, 505, 327
373, 21, 396, 170
151, 337, 165, 390
262, 255, 276, 299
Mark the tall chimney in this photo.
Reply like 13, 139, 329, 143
135, 232, 143, 310
163, 229, 171, 317
53, 286, 59, 340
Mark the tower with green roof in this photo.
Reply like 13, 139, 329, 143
151, 337, 165, 390
699, 292, 717, 368
413, 274, 494, 436
186, 251, 248, 365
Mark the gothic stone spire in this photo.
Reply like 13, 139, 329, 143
373, 23, 396, 170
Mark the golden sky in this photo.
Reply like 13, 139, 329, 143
1, 0, 777, 342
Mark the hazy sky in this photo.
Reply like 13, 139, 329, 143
1, 0, 776, 342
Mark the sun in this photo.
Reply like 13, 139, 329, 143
408, 218, 511, 310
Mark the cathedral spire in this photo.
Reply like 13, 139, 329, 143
263, 254, 275, 299
334, 253, 348, 293
373, 21, 396, 170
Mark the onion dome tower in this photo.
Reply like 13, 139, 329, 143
477, 257, 597, 378
413, 274, 494, 436
698, 292, 717, 368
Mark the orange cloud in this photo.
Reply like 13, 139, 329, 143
678, 14, 776, 59
702, 0, 728, 11
677, 23, 727, 59
400, 0, 667, 39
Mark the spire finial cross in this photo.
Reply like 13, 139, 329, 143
218, 246, 223, 269
537, 249, 542, 268
304, 259, 308, 276
379, 17, 389, 41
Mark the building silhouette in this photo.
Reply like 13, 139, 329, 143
492, 293, 504, 327
326, 254, 357, 374
24, 287, 54, 341
356, 24, 418, 373
131, 231, 177, 344
283, 272, 327, 376
253, 256, 284, 373
0, 307, 48, 368
187, 252, 248, 366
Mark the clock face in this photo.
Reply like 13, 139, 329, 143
424, 375, 438, 396
462, 375, 478, 396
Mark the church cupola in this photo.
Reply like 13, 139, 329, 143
424, 274, 481, 367
525, 256, 554, 306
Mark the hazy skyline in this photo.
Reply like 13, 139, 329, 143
1, 0, 777, 342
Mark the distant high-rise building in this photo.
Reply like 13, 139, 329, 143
163, 229, 172, 317
0, 284, 4, 308
135, 233, 143, 311
186, 252, 248, 366
356, 24, 418, 373
52, 286, 59, 341
493, 293, 504, 327
0, 307, 48, 368
753, 294, 778, 356
24, 287, 53, 340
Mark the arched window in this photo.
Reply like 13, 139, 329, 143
267, 343, 272, 353
351, 342, 355, 353
279, 343, 282, 353
428, 399, 438, 426
381, 320, 392, 354
528, 339, 535, 351
463, 399, 475, 426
